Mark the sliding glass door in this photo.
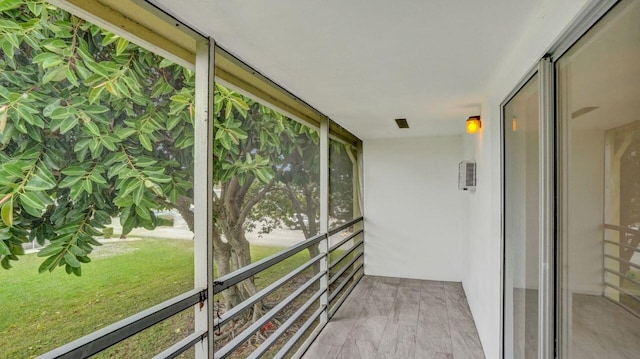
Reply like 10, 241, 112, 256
556, 0, 640, 357
503, 74, 540, 359
503, 1, 640, 358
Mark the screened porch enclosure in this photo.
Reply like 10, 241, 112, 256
4, 0, 640, 359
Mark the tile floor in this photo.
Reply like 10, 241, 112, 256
570, 294, 640, 358
302, 275, 485, 359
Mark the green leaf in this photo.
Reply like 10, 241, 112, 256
68, 245, 87, 256
42, 67, 67, 84
0, 19, 20, 30
3, 163, 24, 177
38, 255, 59, 273
85, 105, 109, 114
115, 127, 136, 139
32, 52, 60, 64
0, 0, 21, 11
19, 192, 45, 217
133, 182, 144, 205
117, 38, 131, 56
0, 106, 7, 134
88, 86, 105, 104
37, 244, 64, 257
82, 178, 93, 193
59, 115, 78, 134
135, 205, 151, 220
25, 167, 57, 191
1, 256, 11, 270
62, 165, 87, 176
166, 115, 181, 131
65, 69, 79, 86
1, 199, 12, 227
64, 252, 81, 268
89, 171, 107, 184
0, 239, 10, 255
139, 133, 152, 151
84, 121, 100, 136
72, 266, 82, 276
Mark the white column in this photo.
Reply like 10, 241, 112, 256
193, 38, 215, 359
319, 118, 329, 322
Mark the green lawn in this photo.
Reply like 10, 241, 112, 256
0, 239, 311, 358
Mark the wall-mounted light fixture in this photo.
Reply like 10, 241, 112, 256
466, 115, 481, 134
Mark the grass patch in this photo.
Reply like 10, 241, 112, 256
0, 239, 313, 358
0, 238, 194, 358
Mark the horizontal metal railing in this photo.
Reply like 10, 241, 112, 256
214, 253, 324, 328
326, 220, 364, 318
603, 224, 640, 318
43, 216, 364, 359
215, 271, 325, 359
273, 306, 324, 359
247, 290, 326, 359
153, 331, 208, 359
605, 268, 640, 288
329, 229, 363, 252
328, 217, 364, 237
40, 288, 207, 359
213, 216, 364, 359
605, 223, 640, 236
604, 254, 640, 271
213, 232, 326, 294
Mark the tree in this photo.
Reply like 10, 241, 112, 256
0, 2, 196, 275
0, 3, 360, 321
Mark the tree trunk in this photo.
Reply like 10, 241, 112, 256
228, 228, 258, 300
175, 195, 194, 233
213, 233, 243, 309
307, 244, 321, 273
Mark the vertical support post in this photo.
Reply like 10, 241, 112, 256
538, 57, 555, 359
604, 131, 620, 301
193, 38, 215, 358
353, 141, 364, 273
319, 118, 330, 322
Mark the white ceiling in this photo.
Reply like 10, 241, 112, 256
154, 0, 544, 139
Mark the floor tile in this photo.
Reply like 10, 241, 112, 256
336, 339, 378, 359
302, 276, 484, 359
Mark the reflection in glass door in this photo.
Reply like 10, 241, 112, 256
556, 0, 640, 357
503, 74, 540, 359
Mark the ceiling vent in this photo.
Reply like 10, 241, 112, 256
395, 118, 409, 129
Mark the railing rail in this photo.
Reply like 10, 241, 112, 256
328, 216, 363, 236
604, 254, 640, 271
329, 241, 363, 269
603, 224, 640, 319
43, 216, 364, 359
152, 331, 208, 359
213, 231, 326, 294
604, 223, 640, 237
212, 216, 364, 359
39, 288, 207, 359
214, 253, 324, 328
604, 239, 640, 253
214, 271, 324, 359
330, 229, 363, 252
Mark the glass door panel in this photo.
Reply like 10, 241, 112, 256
556, 0, 640, 357
503, 74, 540, 359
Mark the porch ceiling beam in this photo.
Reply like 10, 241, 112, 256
48, 0, 196, 68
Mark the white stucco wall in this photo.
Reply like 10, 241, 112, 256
463, 1, 592, 358
363, 135, 467, 281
